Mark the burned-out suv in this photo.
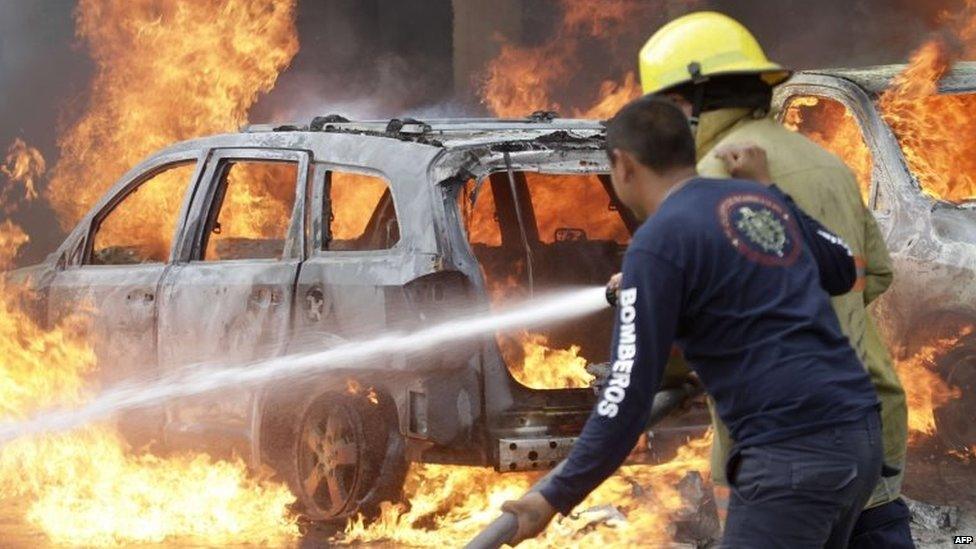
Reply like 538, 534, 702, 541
11, 115, 690, 521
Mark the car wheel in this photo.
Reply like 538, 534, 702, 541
933, 336, 976, 454
290, 391, 406, 522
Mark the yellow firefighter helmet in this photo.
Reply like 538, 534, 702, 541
638, 11, 791, 95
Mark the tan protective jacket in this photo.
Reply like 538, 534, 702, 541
692, 107, 908, 508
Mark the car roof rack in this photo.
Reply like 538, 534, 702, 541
242, 112, 606, 135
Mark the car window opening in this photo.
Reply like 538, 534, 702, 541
459, 171, 632, 388
89, 161, 196, 266
324, 171, 400, 252
782, 96, 875, 203
202, 160, 298, 261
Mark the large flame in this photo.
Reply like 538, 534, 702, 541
45, 0, 299, 248
0, 1, 303, 544
0, 222, 298, 544
875, 40, 976, 203
786, 2, 976, 204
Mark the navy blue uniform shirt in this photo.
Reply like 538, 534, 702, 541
540, 177, 879, 515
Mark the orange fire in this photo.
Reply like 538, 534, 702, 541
481, 0, 641, 119
0, 220, 299, 545
1, 139, 44, 213
786, 2, 976, 205
45, 0, 299, 250
894, 327, 973, 441
343, 431, 712, 546
330, 172, 392, 241
875, 40, 976, 203
0, 1, 303, 544
783, 96, 875, 202
506, 332, 594, 389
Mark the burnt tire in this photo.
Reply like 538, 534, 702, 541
933, 335, 976, 454
287, 391, 406, 523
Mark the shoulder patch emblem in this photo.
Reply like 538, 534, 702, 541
717, 193, 801, 266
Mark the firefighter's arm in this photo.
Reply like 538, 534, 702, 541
769, 185, 857, 295
534, 250, 682, 518
608, 272, 689, 387
862, 206, 894, 304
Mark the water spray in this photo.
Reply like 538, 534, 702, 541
0, 286, 609, 443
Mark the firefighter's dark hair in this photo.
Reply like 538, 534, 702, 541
605, 96, 696, 173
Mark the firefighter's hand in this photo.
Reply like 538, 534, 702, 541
716, 143, 772, 184
501, 492, 557, 545
606, 272, 622, 307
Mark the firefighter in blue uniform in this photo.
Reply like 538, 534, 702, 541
501, 97, 883, 548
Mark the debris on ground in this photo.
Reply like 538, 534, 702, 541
668, 471, 721, 547
905, 496, 960, 531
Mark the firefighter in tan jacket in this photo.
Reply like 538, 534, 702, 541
634, 11, 911, 547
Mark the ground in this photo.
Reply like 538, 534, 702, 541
0, 446, 971, 547
903, 441, 976, 547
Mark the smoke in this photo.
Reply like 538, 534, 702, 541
709, 0, 964, 69
249, 0, 457, 123
0, 1, 91, 264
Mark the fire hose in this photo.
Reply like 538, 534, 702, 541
464, 382, 702, 549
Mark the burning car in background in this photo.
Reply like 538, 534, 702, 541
778, 61, 976, 456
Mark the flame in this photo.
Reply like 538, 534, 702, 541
0, 1, 303, 543
0, 234, 298, 544
874, 39, 976, 203
0, 221, 29, 268
330, 172, 392, 241
345, 378, 380, 405
507, 332, 594, 389
481, 0, 641, 119
786, 2, 976, 204
0, 218, 298, 545
205, 161, 298, 260
1, 139, 44, 212
783, 96, 874, 202
526, 173, 630, 243
45, 0, 299, 249
894, 327, 973, 441
343, 431, 712, 546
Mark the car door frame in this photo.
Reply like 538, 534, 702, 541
43, 148, 207, 442
773, 76, 918, 232
46, 148, 207, 376
156, 146, 310, 456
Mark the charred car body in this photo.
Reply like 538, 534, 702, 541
776, 63, 976, 455
8, 63, 976, 521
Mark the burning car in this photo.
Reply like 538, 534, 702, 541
7, 114, 694, 523
778, 62, 976, 455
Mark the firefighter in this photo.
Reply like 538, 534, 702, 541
502, 95, 882, 548
633, 11, 912, 547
